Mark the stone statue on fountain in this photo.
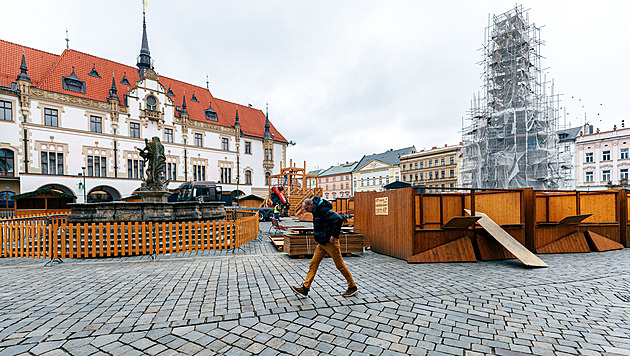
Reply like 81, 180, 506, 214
135, 137, 171, 202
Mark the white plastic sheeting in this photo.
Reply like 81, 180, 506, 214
462, 5, 565, 190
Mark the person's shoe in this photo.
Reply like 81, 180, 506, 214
290, 285, 309, 298
342, 286, 358, 297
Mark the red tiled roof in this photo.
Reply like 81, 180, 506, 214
0, 40, 287, 143
0, 39, 59, 88
214, 98, 287, 142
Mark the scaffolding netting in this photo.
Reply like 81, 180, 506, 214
462, 5, 565, 189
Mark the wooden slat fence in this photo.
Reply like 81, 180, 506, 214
1, 210, 259, 260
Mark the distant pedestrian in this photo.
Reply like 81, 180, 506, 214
290, 197, 357, 298
273, 204, 281, 220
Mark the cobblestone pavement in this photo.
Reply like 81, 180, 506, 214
1, 219, 630, 355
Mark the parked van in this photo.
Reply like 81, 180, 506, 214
176, 181, 222, 202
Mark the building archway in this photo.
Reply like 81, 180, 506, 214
37, 183, 75, 197
87, 186, 122, 203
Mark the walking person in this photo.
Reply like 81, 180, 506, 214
273, 204, 281, 221
290, 197, 358, 298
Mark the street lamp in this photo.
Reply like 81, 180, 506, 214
79, 166, 87, 202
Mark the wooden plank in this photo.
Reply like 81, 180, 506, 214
465, 210, 548, 268
537, 231, 590, 254
441, 216, 480, 230
557, 214, 592, 225
585, 230, 624, 252
407, 236, 476, 263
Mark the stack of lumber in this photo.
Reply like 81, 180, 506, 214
284, 232, 364, 257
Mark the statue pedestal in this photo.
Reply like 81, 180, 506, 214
136, 190, 172, 203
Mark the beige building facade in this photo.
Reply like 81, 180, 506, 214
399, 144, 462, 192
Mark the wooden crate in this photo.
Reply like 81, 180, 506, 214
283, 232, 364, 257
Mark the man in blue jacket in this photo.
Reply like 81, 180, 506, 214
290, 196, 357, 298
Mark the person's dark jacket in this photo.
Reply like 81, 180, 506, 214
311, 196, 343, 244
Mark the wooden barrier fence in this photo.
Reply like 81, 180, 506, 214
0, 210, 259, 260
355, 187, 628, 264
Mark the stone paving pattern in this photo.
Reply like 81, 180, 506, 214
1, 219, 630, 355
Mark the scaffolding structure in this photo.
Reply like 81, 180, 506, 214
462, 5, 564, 189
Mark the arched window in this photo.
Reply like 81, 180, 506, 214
146, 96, 157, 111
0, 149, 14, 177
245, 170, 252, 185
265, 172, 271, 186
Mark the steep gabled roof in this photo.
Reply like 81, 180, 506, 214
354, 146, 416, 171
319, 162, 358, 177
0, 40, 287, 143
0, 39, 59, 88
558, 127, 582, 143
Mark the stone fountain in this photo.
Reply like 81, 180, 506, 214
67, 137, 225, 223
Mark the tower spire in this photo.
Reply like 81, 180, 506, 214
234, 107, 240, 127
65, 28, 70, 50
264, 102, 272, 140
16, 50, 31, 83
137, 7, 152, 78
108, 72, 119, 102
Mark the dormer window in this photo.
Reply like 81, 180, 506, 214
62, 67, 86, 93
205, 102, 218, 121
146, 96, 157, 111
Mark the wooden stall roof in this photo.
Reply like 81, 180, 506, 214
12, 188, 77, 200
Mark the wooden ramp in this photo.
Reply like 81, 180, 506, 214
537, 231, 590, 254
407, 236, 476, 263
585, 230, 624, 252
465, 210, 548, 268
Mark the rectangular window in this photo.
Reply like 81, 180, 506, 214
429, 172, 433, 180
585, 152, 593, 163
428, 161, 432, 167
414, 174, 418, 181
441, 158, 445, 166
441, 171, 445, 178
420, 173, 423, 180
420, 162, 424, 168
41, 152, 63, 175
90, 116, 102, 133
621, 148, 629, 160
44, 108, 58, 127
621, 169, 629, 180
450, 157, 454, 164
167, 163, 177, 181
414, 162, 418, 169
130, 122, 140, 138
87, 156, 107, 177
402, 164, 406, 171
450, 169, 454, 177
602, 150, 611, 161
127, 159, 143, 179
0, 100, 12, 121
435, 159, 438, 166
164, 128, 173, 143
195, 133, 203, 147
245, 141, 251, 154
222, 138, 229, 151
602, 170, 611, 182
220, 167, 231, 183
265, 148, 273, 161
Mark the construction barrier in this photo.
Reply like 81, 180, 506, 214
0, 209, 259, 260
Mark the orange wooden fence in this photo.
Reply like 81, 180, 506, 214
0, 210, 259, 259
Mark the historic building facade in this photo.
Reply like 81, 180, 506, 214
399, 144, 462, 192
352, 147, 415, 193
318, 162, 357, 200
0, 14, 287, 203
576, 126, 630, 190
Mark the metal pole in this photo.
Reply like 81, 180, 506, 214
81, 167, 86, 202
236, 147, 240, 206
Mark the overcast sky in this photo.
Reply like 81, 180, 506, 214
4, 1, 629, 172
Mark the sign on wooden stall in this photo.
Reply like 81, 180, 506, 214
375, 197, 388, 215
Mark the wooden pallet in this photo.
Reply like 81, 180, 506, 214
284, 232, 364, 257
269, 235, 285, 251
